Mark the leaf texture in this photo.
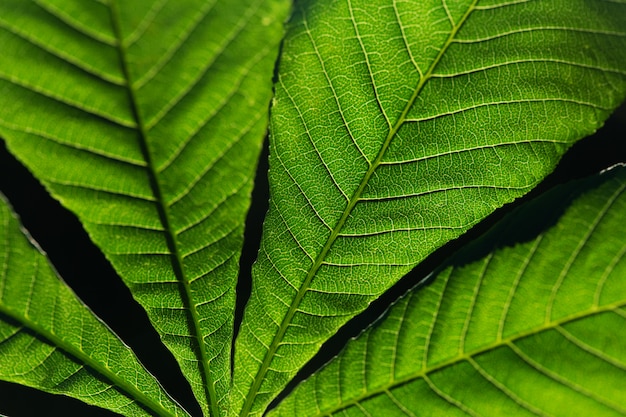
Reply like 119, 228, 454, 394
270, 165, 626, 417
0, 194, 188, 417
0, 0, 289, 415
233, 0, 626, 415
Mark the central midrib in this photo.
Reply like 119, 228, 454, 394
108, 2, 219, 417
239, 2, 479, 416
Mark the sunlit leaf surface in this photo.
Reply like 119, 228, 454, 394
271, 166, 626, 417
0, 0, 289, 415
233, 1, 626, 415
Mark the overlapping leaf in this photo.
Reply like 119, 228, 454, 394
0, 194, 189, 417
233, 0, 626, 415
270, 166, 626, 417
0, 0, 289, 415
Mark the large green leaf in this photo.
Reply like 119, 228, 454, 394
0, 0, 289, 415
270, 165, 626, 417
0, 194, 189, 417
233, 0, 626, 415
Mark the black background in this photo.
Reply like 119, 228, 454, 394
0, 103, 624, 416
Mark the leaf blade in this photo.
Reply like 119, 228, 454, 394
233, 0, 626, 415
0, 194, 189, 417
270, 165, 626, 416
0, 0, 290, 415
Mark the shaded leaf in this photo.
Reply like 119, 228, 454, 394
233, 0, 626, 415
0, 194, 189, 417
0, 0, 289, 415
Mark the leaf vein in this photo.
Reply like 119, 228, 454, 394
545, 182, 626, 322
0, 21, 124, 85
156, 44, 272, 173
347, 0, 392, 127
300, 4, 371, 165
278, 76, 351, 202
0, 73, 135, 128
508, 341, 626, 413
431, 58, 626, 79
133, 0, 218, 89
555, 325, 626, 371
34, 0, 116, 46
123, 0, 170, 47
497, 236, 544, 342
142, 0, 264, 130
467, 357, 548, 416
454, 26, 626, 44
423, 374, 480, 417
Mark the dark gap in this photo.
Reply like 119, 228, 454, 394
271, 0, 294, 86
235, 137, 271, 345
0, 380, 121, 417
267, 103, 626, 412
447, 167, 618, 270
0, 142, 200, 417
233, 0, 290, 369
234, 3, 289, 345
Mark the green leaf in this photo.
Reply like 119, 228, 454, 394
270, 165, 626, 417
233, 0, 626, 415
0, 194, 189, 417
0, 0, 289, 415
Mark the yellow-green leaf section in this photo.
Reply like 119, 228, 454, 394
0, 1, 290, 415
271, 166, 626, 417
233, 0, 626, 415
